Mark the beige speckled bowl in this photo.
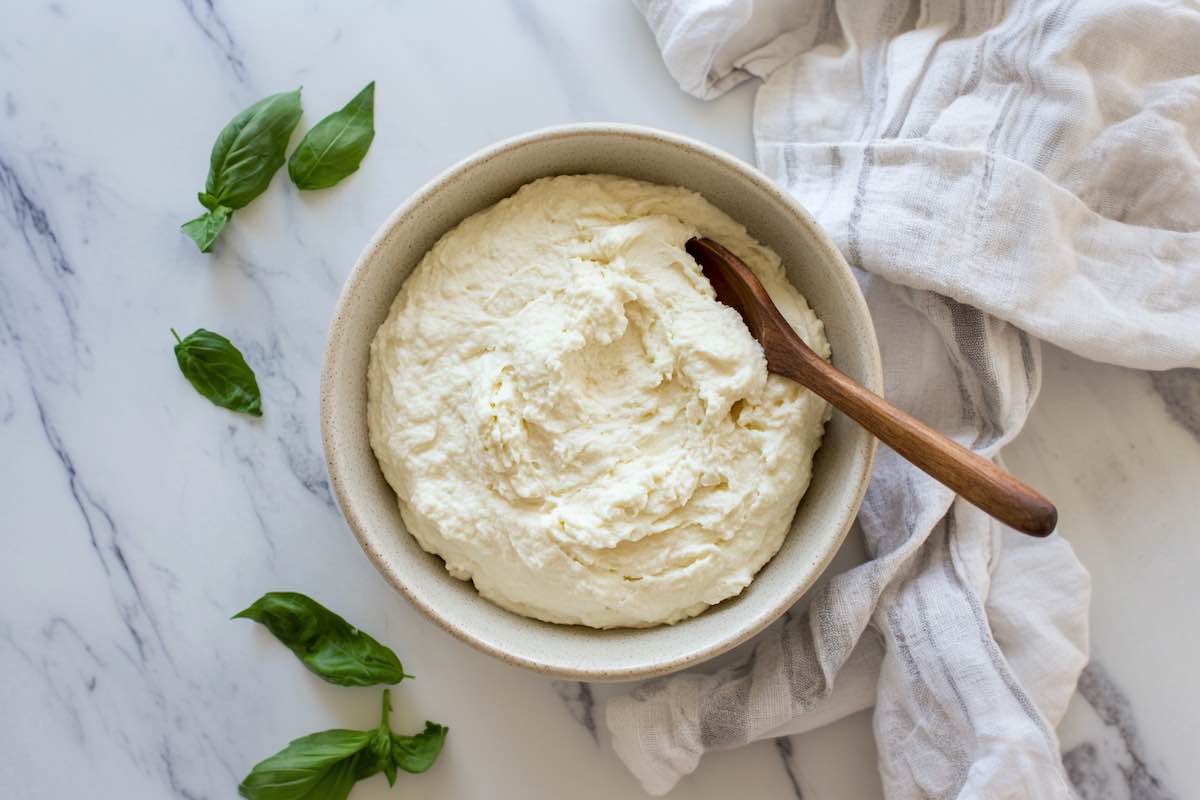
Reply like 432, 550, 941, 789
321, 124, 881, 681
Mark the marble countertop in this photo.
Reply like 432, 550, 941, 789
3, 2, 1196, 798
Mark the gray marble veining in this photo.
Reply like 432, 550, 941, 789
774, 737, 806, 800
2, 2, 1195, 799
177, 0, 248, 83
553, 680, 599, 743
1149, 369, 1200, 443
1064, 663, 1177, 800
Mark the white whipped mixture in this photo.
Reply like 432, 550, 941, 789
368, 175, 829, 628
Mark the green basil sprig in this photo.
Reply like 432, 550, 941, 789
182, 89, 303, 252
288, 81, 376, 190
239, 689, 448, 800
172, 328, 262, 416
235, 592, 411, 686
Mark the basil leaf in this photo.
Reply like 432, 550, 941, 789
288, 82, 375, 190
238, 729, 371, 800
238, 690, 447, 799
207, 89, 303, 208
390, 721, 448, 775
180, 205, 232, 253
234, 592, 410, 686
172, 328, 262, 416
182, 89, 302, 252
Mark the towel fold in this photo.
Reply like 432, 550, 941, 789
610, 0, 1200, 795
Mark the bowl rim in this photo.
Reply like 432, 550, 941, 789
321, 122, 882, 680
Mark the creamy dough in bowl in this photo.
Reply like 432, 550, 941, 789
367, 175, 830, 628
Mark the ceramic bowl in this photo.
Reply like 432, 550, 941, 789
321, 124, 881, 681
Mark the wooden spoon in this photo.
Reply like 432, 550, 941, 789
686, 236, 1057, 537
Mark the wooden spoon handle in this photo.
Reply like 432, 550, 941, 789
778, 334, 1057, 537
687, 235, 1055, 536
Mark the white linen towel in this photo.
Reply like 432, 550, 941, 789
609, 0, 1200, 796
